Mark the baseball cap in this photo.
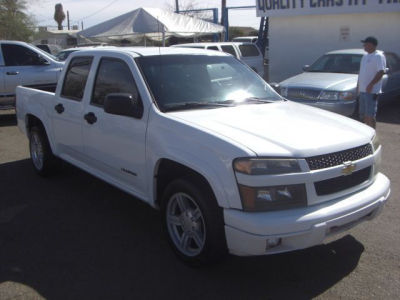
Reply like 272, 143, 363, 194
361, 36, 378, 46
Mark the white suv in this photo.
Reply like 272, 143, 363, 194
171, 42, 264, 78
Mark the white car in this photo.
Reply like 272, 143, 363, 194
16, 47, 390, 265
232, 36, 258, 43
171, 42, 265, 78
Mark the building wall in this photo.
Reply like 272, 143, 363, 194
269, 12, 400, 83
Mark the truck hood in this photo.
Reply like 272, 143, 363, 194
169, 101, 373, 157
280, 72, 358, 91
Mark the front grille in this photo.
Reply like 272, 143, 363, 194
315, 167, 371, 196
306, 144, 373, 171
287, 88, 321, 100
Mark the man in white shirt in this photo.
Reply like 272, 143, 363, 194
357, 36, 386, 128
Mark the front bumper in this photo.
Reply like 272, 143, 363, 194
224, 173, 390, 256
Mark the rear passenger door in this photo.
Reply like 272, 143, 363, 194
52, 56, 93, 161
82, 55, 148, 198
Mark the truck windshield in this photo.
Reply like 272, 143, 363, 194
136, 55, 281, 112
307, 54, 362, 74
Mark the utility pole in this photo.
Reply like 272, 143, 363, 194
221, 0, 226, 24
175, 0, 179, 13
67, 11, 70, 30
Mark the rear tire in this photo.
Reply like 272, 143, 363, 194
161, 178, 227, 266
29, 126, 58, 176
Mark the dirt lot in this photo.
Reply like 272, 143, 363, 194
0, 103, 399, 300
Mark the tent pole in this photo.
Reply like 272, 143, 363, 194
162, 26, 165, 47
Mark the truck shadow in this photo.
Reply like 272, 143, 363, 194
0, 159, 364, 300
0, 112, 17, 127
377, 99, 400, 125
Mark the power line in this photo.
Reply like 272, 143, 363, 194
75, 0, 120, 22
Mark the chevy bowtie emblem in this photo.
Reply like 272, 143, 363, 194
342, 161, 356, 176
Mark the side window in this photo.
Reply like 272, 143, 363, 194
207, 46, 219, 51
221, 45, 237, 57
239, 45, 260, 57
385, 53, 400, 72
1, 44, 47, 66
91, 58, 139, 107
61, 56, 93, 101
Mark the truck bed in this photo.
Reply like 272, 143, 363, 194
16, 85, 57, 136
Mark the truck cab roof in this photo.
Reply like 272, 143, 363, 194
69, 46, 231, 58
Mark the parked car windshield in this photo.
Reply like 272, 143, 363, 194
32, 45, 58, 61
308, 54, 362, 74
56, 49, 78, 61
136, 55, 281, 112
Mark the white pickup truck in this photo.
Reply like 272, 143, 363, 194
0, 40, 63, 110
16, 47, 390, 265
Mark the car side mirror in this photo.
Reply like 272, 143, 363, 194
303, 65, 310, 72
104, 93, 143, 119
35, 54, 50, 65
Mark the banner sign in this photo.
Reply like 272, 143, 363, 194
256, 0, 400, 17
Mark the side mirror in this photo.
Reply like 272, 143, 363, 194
34, 54, 50, 65
104, 93, 143, 119
303, 65, 310, 72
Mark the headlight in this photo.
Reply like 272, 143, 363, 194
372, 134, 380, 152
233, 158, 301, 175
319, 91, 354, 101
238, 184, 307, 211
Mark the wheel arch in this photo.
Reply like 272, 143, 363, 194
153, 158, 224, 210
25, 114, 56, 153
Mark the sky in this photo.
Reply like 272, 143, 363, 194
30, 0, 261, 30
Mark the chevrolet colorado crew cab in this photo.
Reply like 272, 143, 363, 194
0, 40, 63, 110
16, 47, 390, 265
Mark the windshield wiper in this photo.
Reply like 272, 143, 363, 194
163, 101, 231, 112
216, 97, 280, 105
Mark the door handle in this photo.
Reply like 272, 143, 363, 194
6, 71, 19, 75
54, 103, 64, 114
84, 112, 97, 124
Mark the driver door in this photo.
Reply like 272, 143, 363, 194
82, 55, 148, 198
1, 43, 58, 96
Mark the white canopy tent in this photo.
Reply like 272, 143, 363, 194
78, 7, 225, 46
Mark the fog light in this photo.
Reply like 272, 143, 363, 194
266, 237, 282, 249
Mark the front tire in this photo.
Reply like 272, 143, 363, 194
161, 178, 227, 266
29, 126, 58, 176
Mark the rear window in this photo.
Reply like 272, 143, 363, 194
239, 45, 260, 57
221, 45, 237, 57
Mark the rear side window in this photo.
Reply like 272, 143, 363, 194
91, 57, 139, 107
1, 44, 47, 66
61, 56, 93, 101
239, 45, 260, 57
221, 45, 237, 57
207, 46, 219, 51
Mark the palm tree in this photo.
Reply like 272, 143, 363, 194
54, 3, 65, 30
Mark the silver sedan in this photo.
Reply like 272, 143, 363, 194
278, 49, 400, 116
